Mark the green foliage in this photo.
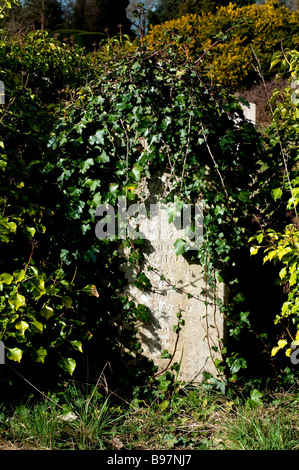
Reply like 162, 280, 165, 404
0, 30, 111, 377
45, 41, 279, 385
249, 50, 299, 363
52, 29, 106, 50
0, 24, 297, 392
0, 0, 19, 19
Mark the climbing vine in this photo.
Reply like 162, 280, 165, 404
250, 50, 299, 368
1, 28, 296, 389
46, 44, 277, 384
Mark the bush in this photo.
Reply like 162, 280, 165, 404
45, 43, 285, 387
0, 28, 296, 395
249, 50, 299, 368
145, 0, 299, 91
0, 30, 106, 383
53, 29, 106, 51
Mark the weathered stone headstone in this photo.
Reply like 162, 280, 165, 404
119, 105, 254, 382
120, 174, 226, 382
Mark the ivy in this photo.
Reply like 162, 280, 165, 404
0, 28, 296, 390
249, 50, 299, 367
45, 44, 272, 384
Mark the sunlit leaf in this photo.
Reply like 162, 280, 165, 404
8, 294, 25, 310
7, 347, 22, 363
70, 340, 83, 353
40, 305, 54, 320
58, 357, 76, 376
15, 320, 29, 335
0, 272, 14, 284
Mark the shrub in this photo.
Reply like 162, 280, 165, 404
249, 50, 299, 370
145, 0, 299, 91
0, 30, 104, 381
52, 29, 106, 51
46, 43, 285, 386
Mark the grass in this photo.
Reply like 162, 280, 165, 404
0, 380, 298, 450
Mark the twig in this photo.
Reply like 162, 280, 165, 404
85, 362, 111, 412
194, 25, 237, 65
149, 265, 215, 306
180, 115, 192, 188
200, 124, 229, 201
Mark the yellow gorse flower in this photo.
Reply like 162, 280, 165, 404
145, 0, 299, 91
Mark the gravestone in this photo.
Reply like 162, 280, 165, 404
119, 103, 255, 382
119, 174, 227, 382
241, 101, 256, 124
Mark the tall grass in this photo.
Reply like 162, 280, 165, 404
0, 384, 298, 450
216, 406, 299, 450
1, 384, 122, 450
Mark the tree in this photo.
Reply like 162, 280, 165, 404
147, 0, 255, 25
126, 0, 157, 35
73, 0, 132, 35
20, 0, 64, 30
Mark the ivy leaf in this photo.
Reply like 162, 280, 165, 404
58, 357, 76, 376
62, 296, 72, 308
289, 270, 297, 286
161, 349, 171, 359
8, 294, 26, 310
7, 347, 23, 363
133, 304, 151, 322
13, 269, 25, 283
285, 348, 292, 357
15, 320, 29, 336
238, 191, 251, 202
70, 340, 83, 353
23, 227, 36, 239
271, 187, 282, 201
130, 163, 143, 182
82, 284, 99, 297
249, 389, 263, 405
80, 158, 94, 173
271, 339, 288, 356
40, 305, 54, 320
32, 347, 47, 363
89, 129, 105, 146
246, 389, 264, 408
174, 238, 187, 256
96, 150, 110, 163
256, 233, 263, 244
0, 272, 14, 284
31, 321, 43, 334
